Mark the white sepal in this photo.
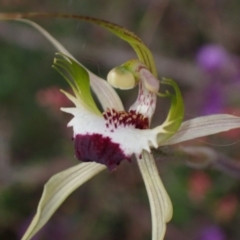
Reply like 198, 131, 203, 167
162, 114, 240, 146
21, 162, 106, 240
137, 151, 173, 240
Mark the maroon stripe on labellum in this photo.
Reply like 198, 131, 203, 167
74, 134, 131, 170
104, 109, 149, 130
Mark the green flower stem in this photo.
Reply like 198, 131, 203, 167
137, 151, 173, 240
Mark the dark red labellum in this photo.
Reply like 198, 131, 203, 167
74, 133, 131, 170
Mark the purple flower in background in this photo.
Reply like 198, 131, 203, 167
199, 226, 226, 240
197, 44, 240, 115
196, 44, 240, 83
196, 44, 228, 114
196, 44, 229, 72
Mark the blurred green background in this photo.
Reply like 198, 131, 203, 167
0, 0, 240, 239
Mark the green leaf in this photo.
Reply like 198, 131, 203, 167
21, 162, 106, 240
156, 78, 184, 144
53, 53, 101, 115
0, 12, 157, 76
137, 151, 173, 240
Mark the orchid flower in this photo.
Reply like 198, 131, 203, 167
1, 13, 240, 240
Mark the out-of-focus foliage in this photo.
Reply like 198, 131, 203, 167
0, 0, 240, 239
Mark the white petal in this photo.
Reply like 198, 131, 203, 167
89, 73, 124, 111
162, 114, 240, 146
137, 151, 172, 240
21, 162, 106, 240
16, 19, 124, 111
